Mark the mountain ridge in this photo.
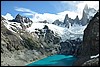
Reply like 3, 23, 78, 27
1, 6, 99, 66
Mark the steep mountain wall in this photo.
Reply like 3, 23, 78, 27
80, 10, 99, 56
73, 10, 99, 66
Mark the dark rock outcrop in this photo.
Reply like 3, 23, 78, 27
52, 14, 74, 28
59, 38, 82, 55
80, 10, 99, 56
73, 10, 99, 66
34, 25, 61, 50
14, 14, 33, 23
12, 14, 33, 30
74, 15, 80, 25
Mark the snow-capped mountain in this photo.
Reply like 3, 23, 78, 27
52, 4, 97, 27
1, 14, 87, 42
1, 4, 97, 42
14, 14, 33, 23
1, 13, 14, 20
1, 14, 33, 34
80, 4, 97, 26
1, 8, 99, 67
26, 22, 87, 42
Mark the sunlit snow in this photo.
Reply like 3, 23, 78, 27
26, 23, 87, 41
90, 54, 99, 58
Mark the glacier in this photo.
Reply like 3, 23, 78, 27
26, 23, 87, 42
3, 19, 87, 42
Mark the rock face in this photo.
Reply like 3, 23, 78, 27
80, 10, 99, 56
52, 14, 74, 28
14, 14, 33, 23
1, 16, 61, 66
80, 4, 89, 26
63, 14, 70, 28
74, 15, 80, 25
59, 38, 82, 55
34, 25, 61, 53
9, 14, 33, 30
73, 10, 99, 66
80, 4, 97, 26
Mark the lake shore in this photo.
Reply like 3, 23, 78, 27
26, 55, 77, 66
25, 56, 47, 66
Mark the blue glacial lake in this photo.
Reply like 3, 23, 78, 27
26, 55, 77, 66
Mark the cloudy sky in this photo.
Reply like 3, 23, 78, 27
1, 1, 99, 22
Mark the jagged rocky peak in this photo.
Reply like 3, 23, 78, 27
80, 5, 88, 26
52, 5, 97, 27
15, 14, 22, 22
74, 15, 80, 24
83, 4, 88, 12
63, 14, 69, 28
65, 14, 69, 19
80, 4, 97, 26
64, 14, 69, 23
75, 15, 79, 20
15, 14, 33, 23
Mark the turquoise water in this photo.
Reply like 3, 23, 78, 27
26, 55, 77, 66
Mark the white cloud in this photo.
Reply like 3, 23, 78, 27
2, 13, 14, 20
76, 1, 99, 19
60, 1, 99, 19
14, 1, 99, 23
78, 1, 99, 10
61, 1, 79, 4
15, 7, 37, 14
57, 11, 79, 19
31, 13, 64, 23
14, 7, 65, 23
14, 7, 79, 23
23, 13, 34, 16
2, 2, 98, 23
